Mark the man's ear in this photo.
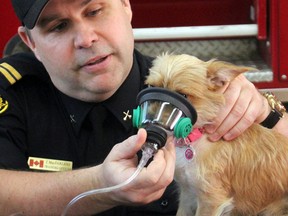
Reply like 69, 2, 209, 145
18, 27, 35, 50
18, 26, 41, 61
206, 60, 257, 91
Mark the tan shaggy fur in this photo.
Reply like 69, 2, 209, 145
145, 53, 288, 216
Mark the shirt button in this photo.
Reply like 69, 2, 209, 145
160, 199, 169, 207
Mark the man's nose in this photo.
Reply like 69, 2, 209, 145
74, 23, 99, 49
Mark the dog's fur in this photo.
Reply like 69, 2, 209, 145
145, 53, 288, 216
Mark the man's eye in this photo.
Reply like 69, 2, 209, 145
50, 22, 68, 32
87, 9, 101, 17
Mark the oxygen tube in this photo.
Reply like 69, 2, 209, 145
61, 87, 197, 216
61, 144, 156, 216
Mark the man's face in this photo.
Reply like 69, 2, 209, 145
28, 0, 134, 102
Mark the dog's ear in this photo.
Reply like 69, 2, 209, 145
207, 60, 256, 91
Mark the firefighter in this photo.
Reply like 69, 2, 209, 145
0, 0, 286, 215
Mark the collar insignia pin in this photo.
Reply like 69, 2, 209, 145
70, 115, 76, 123
123, 110, 132, 121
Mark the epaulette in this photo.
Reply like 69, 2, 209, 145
0, 53, 48, 89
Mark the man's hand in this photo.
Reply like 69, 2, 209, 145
98, 129, 176, 206
204, 74, 269, 141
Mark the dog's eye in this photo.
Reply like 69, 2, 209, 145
177, 92, 187, 98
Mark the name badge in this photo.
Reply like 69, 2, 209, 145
28, 157, 73, 172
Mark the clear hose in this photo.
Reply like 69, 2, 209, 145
61, 144, 156, 216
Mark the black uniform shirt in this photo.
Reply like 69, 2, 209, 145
0, 50, 178, 215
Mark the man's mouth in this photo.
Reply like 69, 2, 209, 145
86, 56, 108, 66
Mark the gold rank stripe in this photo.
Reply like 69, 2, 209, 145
28, 157, 73, 172
0, 63, 22, 85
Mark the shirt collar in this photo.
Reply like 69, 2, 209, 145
59, 92, 94, 134
104, 55, 141, 130
60, 52, 142, 134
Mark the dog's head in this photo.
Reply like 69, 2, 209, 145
145, 53, 256, 127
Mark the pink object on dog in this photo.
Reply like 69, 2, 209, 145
187, 128, 203, 142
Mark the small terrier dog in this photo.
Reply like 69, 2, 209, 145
145, 53, 288, 216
